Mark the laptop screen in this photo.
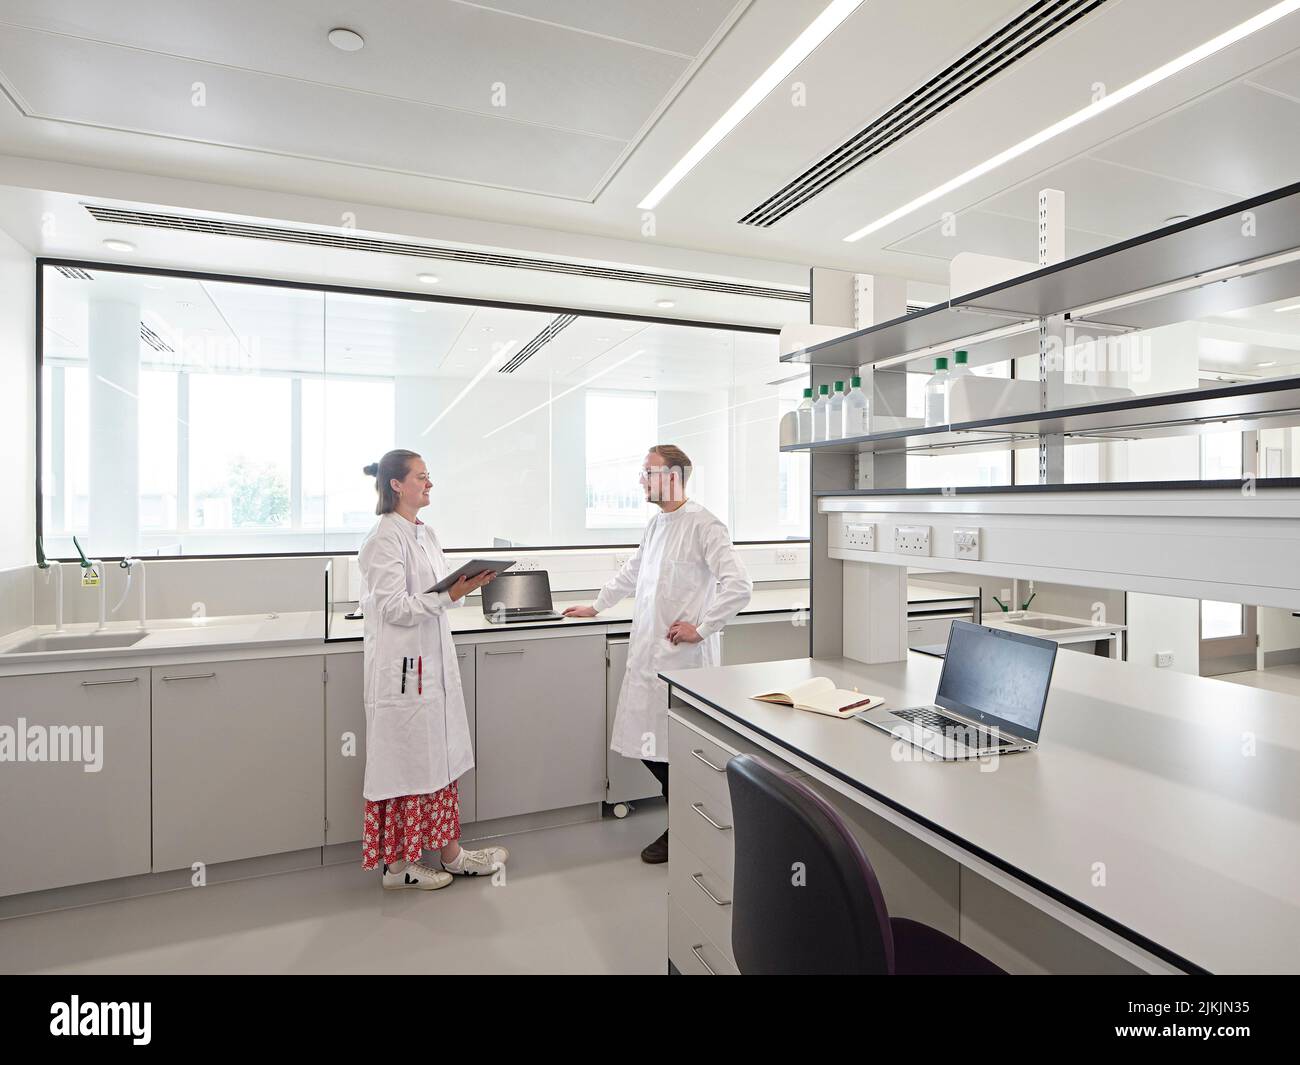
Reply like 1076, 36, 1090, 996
935, 622, 1057, 742
483, 570, 553, 614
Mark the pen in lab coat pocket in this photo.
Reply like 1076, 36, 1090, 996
401, 657, 407, 693
418, 655, 423, 695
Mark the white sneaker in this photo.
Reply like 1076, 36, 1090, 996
442, 845, 509, 877
382, 860, 453, 891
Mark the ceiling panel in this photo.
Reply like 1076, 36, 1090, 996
1091, 82, 1300, 198
466, 0, 744, 56
977, 155, 1239, 238
0, 0, 696, 141
884, 209, 1112, 264
0, 28, 626, 197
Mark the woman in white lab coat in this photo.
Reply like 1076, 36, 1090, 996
356, 450, 509, 890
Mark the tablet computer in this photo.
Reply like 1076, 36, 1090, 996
428, 558, 515, 594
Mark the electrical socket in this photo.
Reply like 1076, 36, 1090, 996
614, 552, 634, 567
893, 525, 931, 556
775, 549, 799, 564
1155, 652, 1174, 669
953, 527, 981, 559
513, 558, 541, 572
843, 522, 875, 550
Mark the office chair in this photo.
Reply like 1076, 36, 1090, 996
726, 753, 1004, 975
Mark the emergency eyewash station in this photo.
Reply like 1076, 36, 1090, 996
662, 187, 1300, 976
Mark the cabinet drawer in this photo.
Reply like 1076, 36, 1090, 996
670, 720, 740, 816
669, 778, 734, 892
907, 614, 960, 651
669, 834, 735, 969
668, 897, 738, 976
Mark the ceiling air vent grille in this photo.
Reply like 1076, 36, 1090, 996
55, 266, 94, 280
81, 204, 809, 303
139, 323, 173, 353
739, 0, 1109, 228
500, 314, 577, 373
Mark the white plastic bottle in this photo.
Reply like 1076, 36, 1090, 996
812, 383, 830, 441
795, 387, 814, 443
924, 356, 950, 427
843, 375, 869, 436
827, 381, 846, 440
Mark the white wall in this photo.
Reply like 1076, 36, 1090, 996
0, 225, 34, 568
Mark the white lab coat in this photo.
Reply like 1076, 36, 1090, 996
357, 512, 474, 801
598, 501, 752, 761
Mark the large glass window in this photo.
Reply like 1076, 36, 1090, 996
37, 264, 802, 556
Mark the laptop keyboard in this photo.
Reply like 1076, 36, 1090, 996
890, 707, 1014, 748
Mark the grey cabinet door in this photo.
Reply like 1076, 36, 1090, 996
456, 646, 477, 825
324, 652, 365, 845
324, 646, 476, 843
0, 668, 151, 897
476, 634, 605, 821
151, 656, 324, 871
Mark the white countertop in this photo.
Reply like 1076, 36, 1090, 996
661, 652, 1300, 975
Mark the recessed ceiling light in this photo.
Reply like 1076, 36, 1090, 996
1273, 303, 1300, 313
636, 0, 865, 210
103, 238, 135, 253
417, 273, 439, 285
1257, 361, 1278, 368
843, 0, 1300, 242
328, 28, 365, 52
655, 299, 675, 309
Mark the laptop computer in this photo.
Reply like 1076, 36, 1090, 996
855, 621, 1057, 760
482, 570, 563, 624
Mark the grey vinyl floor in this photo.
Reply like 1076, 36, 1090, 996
0, 806, 668, 975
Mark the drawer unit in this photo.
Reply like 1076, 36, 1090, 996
669, 771, 734, 891
670, 835, 736, 967
670, 719, 740, 817
668, 897, 738, 976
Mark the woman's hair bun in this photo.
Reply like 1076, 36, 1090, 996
362, 462, 379, 477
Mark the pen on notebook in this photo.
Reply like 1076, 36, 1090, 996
401, 657, 407, 693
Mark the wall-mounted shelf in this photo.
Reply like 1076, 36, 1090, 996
782, 376, 1300, 456
782, 178, 1300, 371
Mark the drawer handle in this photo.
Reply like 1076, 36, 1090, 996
691, 802, 732, 832
484, 649, 525, 656
690, 748, 727, 773
691, 872, 731, 907
690, 944, 717, 975
457, 651, 468, 659
80, 676, 140, 688
160, 673, 216, 682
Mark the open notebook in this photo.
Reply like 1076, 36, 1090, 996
752, 677, 884, 719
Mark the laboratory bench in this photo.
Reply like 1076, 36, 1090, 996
0, 582, 811, 918
660, 652, 1300, 976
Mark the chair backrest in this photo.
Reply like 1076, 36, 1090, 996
726, 753, 894, 974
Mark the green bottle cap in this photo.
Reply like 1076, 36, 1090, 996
803, 387, 813, 398
935, 357, 949, 370
834, 380, 845, 392
818, 384, 830, 395
954, 350, 969, 364
850, 376, 862, 387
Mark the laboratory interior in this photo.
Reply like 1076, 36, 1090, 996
2, 0, 1300, 987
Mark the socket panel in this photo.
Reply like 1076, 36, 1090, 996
953, 527, 981, 559
893, 524, 931, 557
775, 548, 800, 564
513, 558, 541, 572
843, 522, 875, 551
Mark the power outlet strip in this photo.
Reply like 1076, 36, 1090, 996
775, 548, 800, 564
893, 525, 931, 556
513, 558, 541, 572
843, 522, 875, 550
953, 527, 981, 559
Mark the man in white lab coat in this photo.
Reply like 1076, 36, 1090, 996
564, 444, 751, 863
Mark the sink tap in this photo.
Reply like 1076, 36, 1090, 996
36, 537, 65, 632
72, 535, 108, 631
114, 557, 147, 631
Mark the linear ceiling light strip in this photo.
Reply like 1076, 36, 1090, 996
740, 0, 1108, 227
80, 204, 808, 303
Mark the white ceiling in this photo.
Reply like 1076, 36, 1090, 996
3, 0, 1300, 308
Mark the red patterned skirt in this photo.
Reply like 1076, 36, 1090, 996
361, 782, 461, 870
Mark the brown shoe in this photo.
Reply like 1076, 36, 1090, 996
640, 830, 669, 864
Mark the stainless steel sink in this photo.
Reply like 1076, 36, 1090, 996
7, 631, 149, 653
